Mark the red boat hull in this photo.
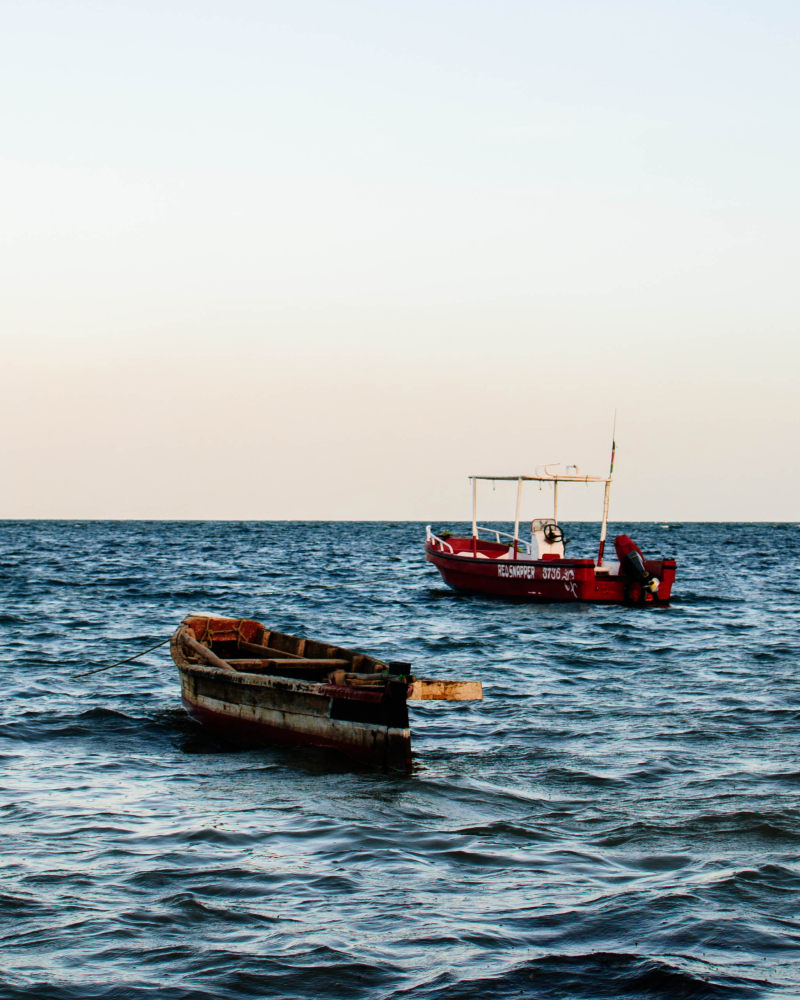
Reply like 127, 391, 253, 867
425, 538, 675, 604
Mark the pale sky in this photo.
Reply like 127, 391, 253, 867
2, 0, 798, 519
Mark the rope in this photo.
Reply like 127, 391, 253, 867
72, 636, 171, 679
200, 618, 246, 646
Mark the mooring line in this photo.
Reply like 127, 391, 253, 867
72, 636, 171, 679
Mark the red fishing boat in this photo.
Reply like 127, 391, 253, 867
425, 441, 675, 605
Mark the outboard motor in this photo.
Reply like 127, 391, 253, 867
614, 534, 659, 601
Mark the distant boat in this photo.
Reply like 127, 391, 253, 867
425, 448, 676, 605
171, 615, 482, 770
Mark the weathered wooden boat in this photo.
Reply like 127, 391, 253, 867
426, 437, 676, 604
171, 615, 482, 769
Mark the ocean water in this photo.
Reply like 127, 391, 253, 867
1, 520, 799, 999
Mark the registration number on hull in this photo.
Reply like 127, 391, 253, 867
497, 564, 576, 581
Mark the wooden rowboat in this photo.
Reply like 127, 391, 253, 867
171, 615, 482, 770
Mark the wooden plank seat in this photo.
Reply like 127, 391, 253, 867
236, 640, 381, 674
226, 657, 351, 674
236, 640, 307, 659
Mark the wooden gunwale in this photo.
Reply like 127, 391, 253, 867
174, 654, 353, 696
177, 625, 388, 679
177, 661, 403, 705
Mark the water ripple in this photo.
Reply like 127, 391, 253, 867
0, 521, 798, 997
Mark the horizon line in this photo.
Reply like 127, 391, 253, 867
0, 517, 797, 525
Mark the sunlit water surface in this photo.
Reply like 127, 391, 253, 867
1, 521, 799, 999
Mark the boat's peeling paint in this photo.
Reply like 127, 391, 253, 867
181, 687, 411, 767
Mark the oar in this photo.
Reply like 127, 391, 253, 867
179, 629, 236, 671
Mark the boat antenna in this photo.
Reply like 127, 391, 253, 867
597, 411, 616, 566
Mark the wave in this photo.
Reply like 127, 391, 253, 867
386, 952, 769, 999
2, 521, 800, 997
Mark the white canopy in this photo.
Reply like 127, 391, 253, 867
469, 473, 610, 484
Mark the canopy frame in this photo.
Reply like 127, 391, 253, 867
467, 467, 614, 565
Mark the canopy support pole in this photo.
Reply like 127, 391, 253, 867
553, 481, 558, 524
513, 476, 522, 559
597, 417, 616, 566
598, 480, 611, 566
471, 477, 478, 555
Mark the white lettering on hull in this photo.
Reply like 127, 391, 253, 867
497, 564, 576, 582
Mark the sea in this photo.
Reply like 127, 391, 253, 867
1, 520, 799, 999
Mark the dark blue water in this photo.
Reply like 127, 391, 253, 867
1, 520, 799, 999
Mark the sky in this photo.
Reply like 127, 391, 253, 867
2, 0, 798, 520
